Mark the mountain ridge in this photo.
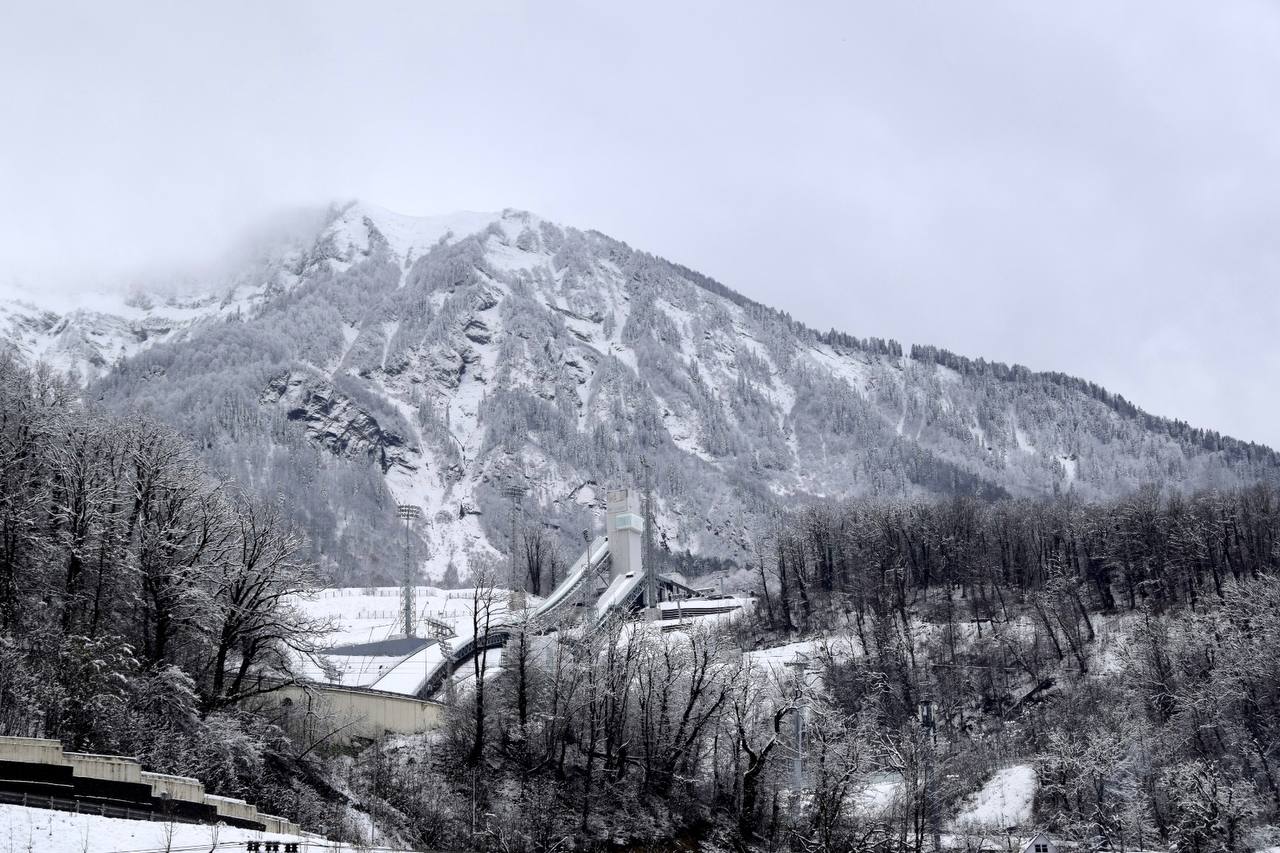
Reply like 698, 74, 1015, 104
2, 200, 1275, 583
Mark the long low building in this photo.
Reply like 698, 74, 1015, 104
0, 736, 302, 835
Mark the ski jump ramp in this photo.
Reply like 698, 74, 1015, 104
400, 536, 619, 700
378, 489, 729, 700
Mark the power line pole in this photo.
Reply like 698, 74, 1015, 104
397, 504, 422, 638
919, 696, 942, 852
783, 657, 811, 792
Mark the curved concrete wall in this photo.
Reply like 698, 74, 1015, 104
274, 683, 445, 743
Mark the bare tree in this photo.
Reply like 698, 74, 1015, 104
732, 661, 800, 841
466, 557, 502, 766
521, 522, 554, 596
200, 491, 330, 711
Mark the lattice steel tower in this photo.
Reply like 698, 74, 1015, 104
397, 504, 422, 638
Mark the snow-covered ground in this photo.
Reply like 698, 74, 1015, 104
290, 585, 517, 694
742, 633, 863, 673
294, 652, 409, 687
855, 772, 903, 816
0, 803, 426, 853
744, 638, 824, 672
370, 644, 448, 694
296, 585, 514, 648
954, 763, 1037, 830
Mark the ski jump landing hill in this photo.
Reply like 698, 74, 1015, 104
296, 488, 743, 707
407, 488, 710, 700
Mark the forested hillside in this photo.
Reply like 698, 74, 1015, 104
0, 357, 331, 816
744, 486, 1280, 851
2, 201, 1277, 587
4, 352, 1280, 851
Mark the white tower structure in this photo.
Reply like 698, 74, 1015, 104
606, 488, 643, 580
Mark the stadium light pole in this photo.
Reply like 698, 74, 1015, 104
397, 504, 423, 638
578, 526, 591, 609
502, 483, 528, 592
641, 455, 657, 609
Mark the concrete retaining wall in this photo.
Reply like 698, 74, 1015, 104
0, 737, 70, 766
261, 813, 301, 834
205, 794, 260, 824
0, 736, 286, 834
64, 752, 144, 784
141, 771, 205, 803
274, 683, 445, 742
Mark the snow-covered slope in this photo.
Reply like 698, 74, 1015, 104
325, 201, 500, 265
955, 764, 1037, 830
0, 804, 332, 853
4, 201, 1277, 582
0, 205, 502, 382
0, 289, 220, 380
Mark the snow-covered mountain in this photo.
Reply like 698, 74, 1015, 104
0, 289, 214, 380
3, 201, 1276, 583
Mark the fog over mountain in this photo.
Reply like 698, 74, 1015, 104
2, 202, 1274, 584
4, 3, 1279, 452
6, 6, 1280, 851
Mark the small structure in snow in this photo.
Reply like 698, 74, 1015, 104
1020, 831, 1059, 853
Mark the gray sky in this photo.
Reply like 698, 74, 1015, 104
3, 1, 1278, 448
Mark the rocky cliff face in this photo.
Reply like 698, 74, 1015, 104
3, 201, 1276, 582
262, 370, 418, 477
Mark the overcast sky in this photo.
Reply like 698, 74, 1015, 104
2, 1, 1278, 447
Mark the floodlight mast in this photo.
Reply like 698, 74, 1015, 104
397, 504, 423, 638
642, 457, 657, 609
502, 483, 528, 592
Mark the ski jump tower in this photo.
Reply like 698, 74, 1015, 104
600, 487, 659, 615
606, 488, 644, 579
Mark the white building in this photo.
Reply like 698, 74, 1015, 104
606, 487, 643, 580
1020, 831, 1059, 853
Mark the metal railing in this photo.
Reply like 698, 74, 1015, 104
416, 542, 611, 698
417, 629, 510, 698
0, 789, 205, 826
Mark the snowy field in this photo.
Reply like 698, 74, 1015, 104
0, 803, 423, 853
954, 763, 1037, 830
290, 585, 517, 693
296, 585, 515, 648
